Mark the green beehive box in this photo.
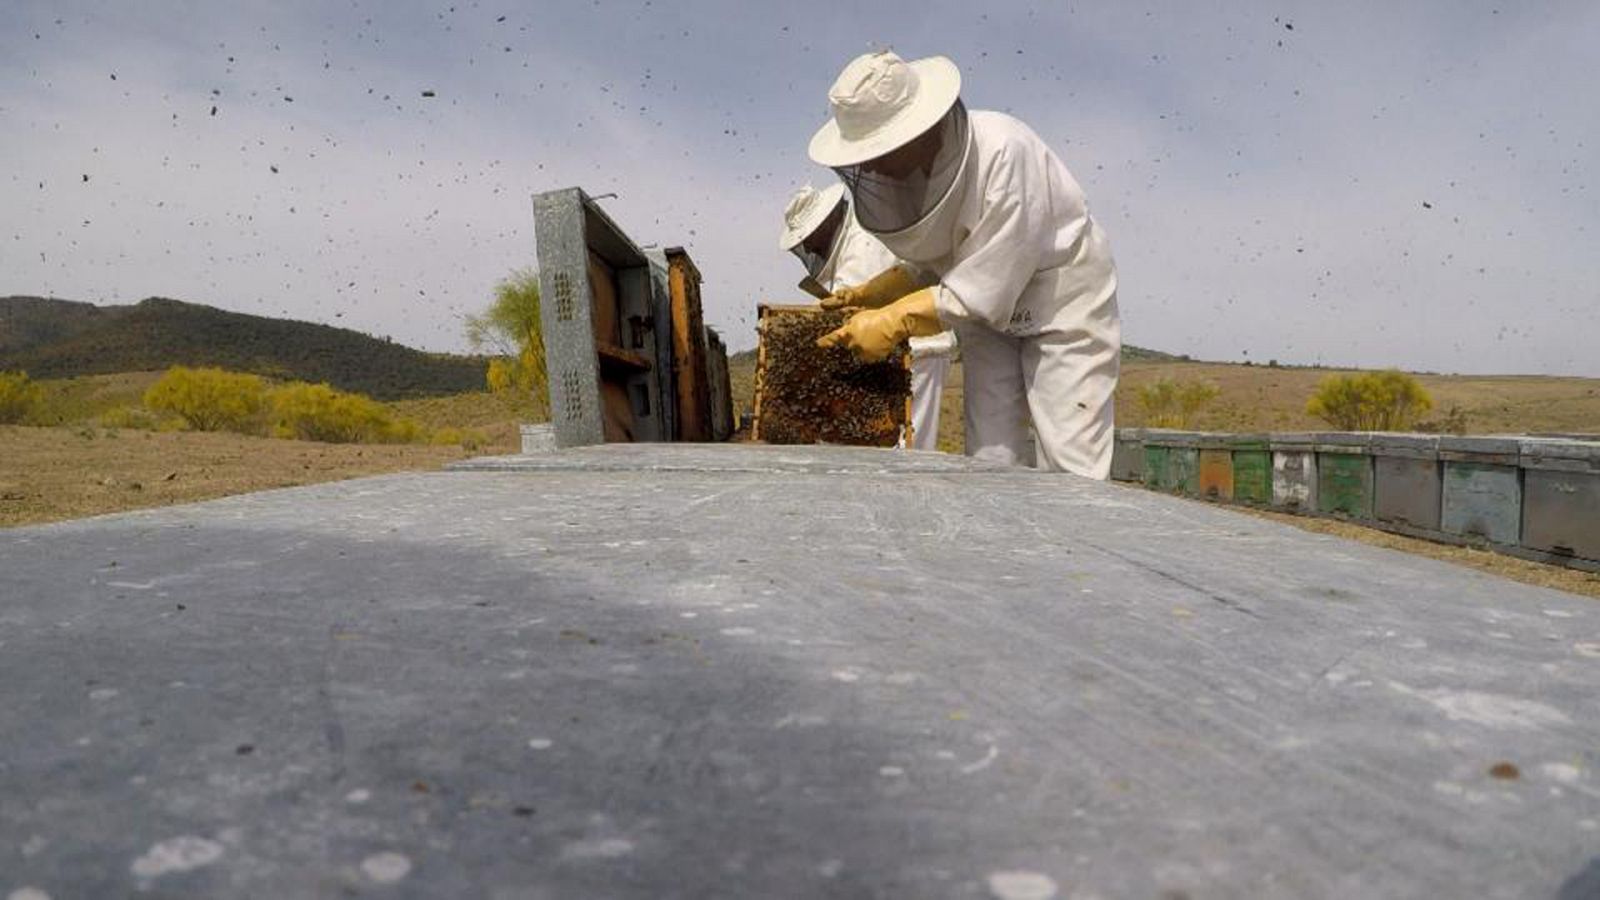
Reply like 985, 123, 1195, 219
1316, 433, 1375, 520
1142, 430, 1200, 495
1228, 435, 1272, 505
1142, 444, 1169, 490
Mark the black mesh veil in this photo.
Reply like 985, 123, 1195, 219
788, 196, 848, 278
834, 101, 969, 235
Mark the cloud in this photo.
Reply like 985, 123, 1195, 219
2, 1, 1595, 375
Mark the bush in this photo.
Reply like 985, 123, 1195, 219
0, 371, 46, 424
98, 405, 165, 431
269, 382, 424, 444
1306, 370, 1433, 431
1136, 378, 1221, 428
431, 426, 489, 450
144, 366, 267, 433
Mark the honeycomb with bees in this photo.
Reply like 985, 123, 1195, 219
752, 304, 911, 447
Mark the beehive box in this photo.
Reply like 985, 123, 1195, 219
1228, 435, 1272, 505
1196, 434, 1235, 501
1270, 433, 1319, 512
1370, 433, 1442, 534
1111, 428, 1145, 482
1316, 433, 1375, 520
752, 304, 911, 447
1439, 436, 1522, 546
1142, 430, 1200, 495
1519, 438, 1600, 569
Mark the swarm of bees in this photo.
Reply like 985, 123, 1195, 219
754, 306, 910, 446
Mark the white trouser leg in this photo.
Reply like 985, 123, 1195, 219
1020, 328, 1119, 479
955, 323, 1031, 466
908, 353, 949, 451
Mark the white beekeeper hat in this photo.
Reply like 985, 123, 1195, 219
776, 183, 847, 251
807, 50, 962, 168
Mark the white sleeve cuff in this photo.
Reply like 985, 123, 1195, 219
933, 283, 970, 325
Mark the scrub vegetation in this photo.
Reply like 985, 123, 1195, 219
8, 367, 496, 449
1306, 370, 1433, 431
1135, 377, 1222, 428
0, 371, 46, 425
142, 366, 438, 445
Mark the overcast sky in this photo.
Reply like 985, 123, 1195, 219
3, 1, 1595, 374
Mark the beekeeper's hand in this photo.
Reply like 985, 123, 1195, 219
819, 264, 918, 311
816, 288, 944, 363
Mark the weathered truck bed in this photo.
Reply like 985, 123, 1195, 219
1, 445, 1595, 898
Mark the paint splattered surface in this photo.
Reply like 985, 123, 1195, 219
0, 445, 1595, 897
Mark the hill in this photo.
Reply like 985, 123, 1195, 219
0, 295, 485, 400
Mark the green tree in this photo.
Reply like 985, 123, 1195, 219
1306, 370, 1433, 430
143, 366, 266, 433
466, 268, 548, 412
1137, 378, 1221, 428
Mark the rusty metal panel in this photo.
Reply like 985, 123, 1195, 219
1198, 448, 1234, 501
1519, 439, 1600, 564
752, 305, 909, 446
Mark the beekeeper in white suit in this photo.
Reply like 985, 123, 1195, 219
813, 50, 1121, 478
778, 183, 955, 451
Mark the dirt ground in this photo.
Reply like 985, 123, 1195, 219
0, 425, 474, 527
1235, 507, 1600, 601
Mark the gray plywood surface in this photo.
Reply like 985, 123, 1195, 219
1, 445, 1596, 899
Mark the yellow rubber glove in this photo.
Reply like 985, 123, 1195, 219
816, 287, 944, 363
819, 264, 918, 311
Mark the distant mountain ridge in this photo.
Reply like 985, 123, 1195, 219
0, 295, 485, 400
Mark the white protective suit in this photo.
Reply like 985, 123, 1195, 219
867, 109, 1121, 478
817, 211, 956, 452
